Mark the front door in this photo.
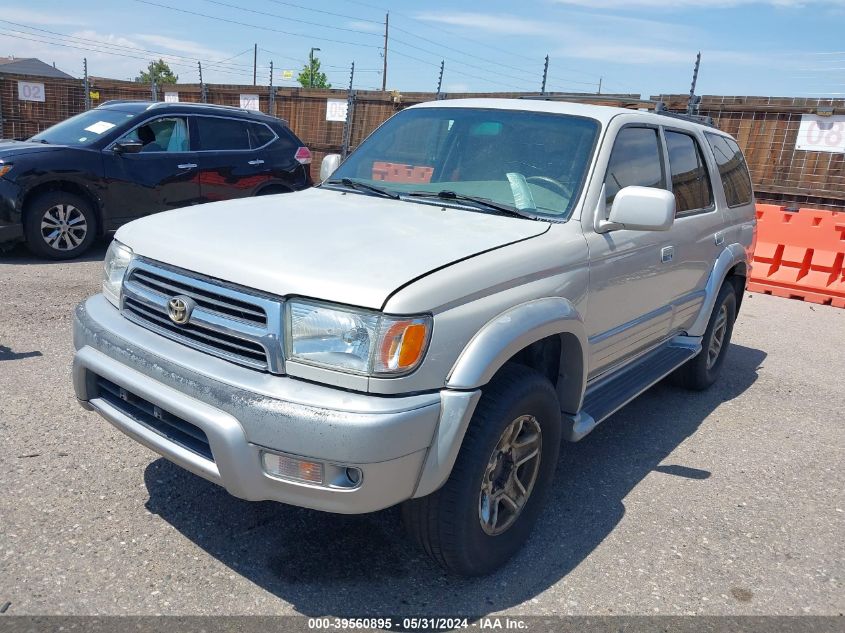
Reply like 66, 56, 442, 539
103, 116, 200, 225
584, 125, 684, 379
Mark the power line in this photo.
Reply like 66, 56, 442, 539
199, 0, 381, 36
262, 0, 382, 24
0, 19, 265, 73
0, 30, 252, 79
132, 0, 381, 49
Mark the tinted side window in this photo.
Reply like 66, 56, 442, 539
705, 133, 753, 206
196, 117, 250, 151
248, 122, 276, 149
605, 127, 665, 205
665, 131, 713, 215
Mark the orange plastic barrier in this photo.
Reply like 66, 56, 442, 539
371, 161, 434, 184
748, 204, 845, 308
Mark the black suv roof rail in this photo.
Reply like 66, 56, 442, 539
146, 101, 254, 115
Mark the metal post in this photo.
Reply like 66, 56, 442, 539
198, 61, 207, 103
151, 78, 158, 101
687, 52, 701, 115
0, 74, 5, 139
597, 77, 602, 95
541, 55, 549, 95
83, 58, 90, 110
341, 62, 355, 159
436, 60, 444, 99
253, 43, 257, 86
268, 61, 275, 116
309, 47, 321, 88
381, 12, 389, 92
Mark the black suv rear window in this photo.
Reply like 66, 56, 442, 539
196, 117, 250, 151
248, 122, 276, 149
705, 133, 753, 206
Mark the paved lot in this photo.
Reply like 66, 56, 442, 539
1, 239, 843, 617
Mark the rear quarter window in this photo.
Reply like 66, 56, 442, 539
705, 133, 753, 207
248, 122, 277, 149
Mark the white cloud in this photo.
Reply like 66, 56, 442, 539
346, 20, 382, 33
132, 33, 228, 63
1, 8, 84, 26
413, 12, 549, 35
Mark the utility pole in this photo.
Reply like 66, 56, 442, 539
436, 60, 444, 98
83, 58, 90, 110
309, 47, 321, 88
597, 76, 602, 95
151, 78, 158, 101
253, 43, 257, 86
687, 52, 701, 115
541, 54, 549, 95
381, 12, 389, 92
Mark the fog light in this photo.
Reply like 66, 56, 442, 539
262, 452, 324, 485
345, 467, 362, 486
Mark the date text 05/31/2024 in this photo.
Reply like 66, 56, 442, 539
307, 617, 529, 630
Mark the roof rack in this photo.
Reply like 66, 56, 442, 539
146, 102, 254, 114
653, 100, 715, 127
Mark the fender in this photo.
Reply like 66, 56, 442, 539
447, 297, 588, 411
414, 298, 588, 498
687, 243, 747, 337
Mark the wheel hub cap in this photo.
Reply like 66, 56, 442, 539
40, 204, 88, 251
479, 414, 542, 536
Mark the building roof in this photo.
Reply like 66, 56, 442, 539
0, 57, 75, 79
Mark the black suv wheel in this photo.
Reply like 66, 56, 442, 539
24, 191, 97, 260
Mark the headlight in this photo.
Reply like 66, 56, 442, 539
286, 299, 431, 376
102, 240, 133, 308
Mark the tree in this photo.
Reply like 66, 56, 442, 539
136, 59, 178, 84
297, 56, 331, 89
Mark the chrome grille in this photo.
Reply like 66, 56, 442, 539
121, 258, 284, 373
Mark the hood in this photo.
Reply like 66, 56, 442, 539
0, 140, 65, 160
116, 187, 550, 310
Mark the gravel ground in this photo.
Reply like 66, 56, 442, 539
0, 238, 843, 617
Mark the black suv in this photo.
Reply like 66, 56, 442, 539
0, 101, 312, 259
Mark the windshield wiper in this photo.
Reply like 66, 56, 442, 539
324, 177, 400, 199
403, 190, 536, 220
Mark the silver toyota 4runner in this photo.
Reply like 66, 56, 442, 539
72, 99, 756, 576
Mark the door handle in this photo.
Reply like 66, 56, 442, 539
248, 159, 265, 166
661, 246, 674, 263
714, 231, 725, 245
177, 163, 197, 169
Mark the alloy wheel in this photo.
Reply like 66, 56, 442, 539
707, 303, 729, 369
40, 204, 88, 251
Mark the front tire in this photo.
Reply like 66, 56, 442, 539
24, 191, 97, 260
402, 363, 561, 576
672, 282, 737, 390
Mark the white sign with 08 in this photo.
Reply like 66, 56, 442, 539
796, 114, 845, 153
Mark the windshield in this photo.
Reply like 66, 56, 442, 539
30, 109, 137, 146
328, 107, 600, 219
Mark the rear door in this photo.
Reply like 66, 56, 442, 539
193, 115, 275, 202
661, 127, 725, 332
103, 115, 200, 223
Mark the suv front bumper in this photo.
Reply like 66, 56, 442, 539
73, 294, 480, 514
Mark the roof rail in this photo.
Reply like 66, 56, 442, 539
147, 101, 253, 114
653, 101, 715, 127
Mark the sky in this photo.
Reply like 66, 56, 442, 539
1, 0, 844, 98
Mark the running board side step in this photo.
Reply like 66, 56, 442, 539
562, 337, 701, 441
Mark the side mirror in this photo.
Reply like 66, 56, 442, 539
602, 186, 675, 232
319, 154, 341, 182
113, 140, 143, 155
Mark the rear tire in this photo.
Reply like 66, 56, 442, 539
672, 282, 737, 390
402, 363, 561, 576
24, 191, 97, 260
